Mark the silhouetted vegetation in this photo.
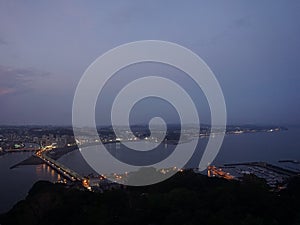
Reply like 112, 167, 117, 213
1, 171, 300, 225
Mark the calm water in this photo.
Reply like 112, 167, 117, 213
58, 128, 300, 175
0, 152, 60, 213
0, 128, 299, 213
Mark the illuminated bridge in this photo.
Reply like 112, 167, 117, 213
36, 149, 84, 182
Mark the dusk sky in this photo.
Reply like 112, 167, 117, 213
0, 1, 299, 126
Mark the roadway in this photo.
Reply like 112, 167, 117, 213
35, 147, 84, 182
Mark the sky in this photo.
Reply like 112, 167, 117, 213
0, 0, 299, 126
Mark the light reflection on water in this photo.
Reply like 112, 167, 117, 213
35, 164, 61, 181
0, 152, 60, 213
0, 128, 300, 214
59, 128, 300, 176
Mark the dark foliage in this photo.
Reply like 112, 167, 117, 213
1, 172, 300, 225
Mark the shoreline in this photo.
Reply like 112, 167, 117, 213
9, 129, 289, 169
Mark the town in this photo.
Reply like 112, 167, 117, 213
0, 125, 294, 192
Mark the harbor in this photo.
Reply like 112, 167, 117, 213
207, 161, 300, 189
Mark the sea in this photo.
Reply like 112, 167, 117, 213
0, 128, 299, 213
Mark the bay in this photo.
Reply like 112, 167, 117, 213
0, 128, 299, 213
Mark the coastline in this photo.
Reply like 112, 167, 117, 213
9, 128, 289, 169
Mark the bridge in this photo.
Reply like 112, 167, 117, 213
35, 148, 85, 183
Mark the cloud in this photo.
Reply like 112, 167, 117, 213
0, 87, 15, 96
0, 65, 50, 96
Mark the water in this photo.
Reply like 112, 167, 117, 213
214, 128, 300, 164
0, 152, 60, 213
0, 128, 299, 213
58, 128, 300, 175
